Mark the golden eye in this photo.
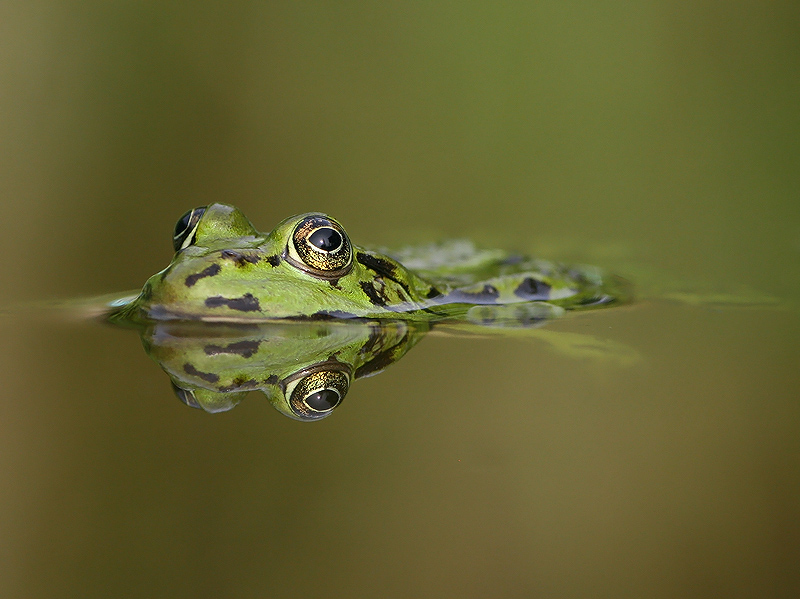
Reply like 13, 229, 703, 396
173, 206, 207, 251
282, 367, 350, 421
286, 215, 353, 278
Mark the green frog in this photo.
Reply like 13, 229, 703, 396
141, 319, 426, 420
95, 204, 637, 420
109, 203, 630, 326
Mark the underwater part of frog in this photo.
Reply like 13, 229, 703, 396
141, 319, 427, 421
108, 203, 631, 326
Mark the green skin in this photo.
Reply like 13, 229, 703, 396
105, 203, 631, 420
141, 319, 426, 420
111, 203, 630, 326
91, 204, 786, 420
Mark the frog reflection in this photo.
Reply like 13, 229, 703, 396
108, 204, 632, 420
138, 319, 426, 420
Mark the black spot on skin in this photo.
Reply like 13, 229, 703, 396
265, 254, 280, 267
358, 324, 384, 357
446, 284, 500, 304
356, 252, 397, 278
183, 363, 219, 383
185, 263, 222, 287
205, 293, 261, 312
354, 350, 395, 379
355, 331, 410, 379
513, 277, 551, 301
287, 310, 358, 321
312, 310, 358, 319
426, 287, 442, 299
221, 250, 260, 267
355, 251, 418, 300
359, 281, 388, 306
264, 374, 279, 385
204, 340, 261, 358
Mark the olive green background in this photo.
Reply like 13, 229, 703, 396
1, 3, 798, 598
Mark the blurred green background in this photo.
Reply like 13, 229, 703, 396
0, 2, 798, 598
2, 2, 798, 301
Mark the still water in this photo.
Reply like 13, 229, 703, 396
1, 3, 799, 598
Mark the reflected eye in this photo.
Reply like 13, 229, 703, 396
286, 215, 353, 278
283, 367, 350, 421
173, 206, 207, 251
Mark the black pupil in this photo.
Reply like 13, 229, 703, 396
308, 227, 342, 252
305, 389, 340, 411
174, 212, 192, 236
173, 206, 206, 251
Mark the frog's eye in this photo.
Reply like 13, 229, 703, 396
286, 215, 353, 278
173, 206, 207, 252
282, 366, 350, 421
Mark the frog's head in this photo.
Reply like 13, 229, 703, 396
171, 360, 350, 421
117, 203, 435, 322
171, 203, 355, 274
172, 203, 261, 252
137, 319, 425, 421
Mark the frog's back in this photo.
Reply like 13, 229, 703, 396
111, 206, 632, 327
387, 239, 632, 312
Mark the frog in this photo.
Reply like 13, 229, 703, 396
108, 203, 631, 327
139, 318, 426, 420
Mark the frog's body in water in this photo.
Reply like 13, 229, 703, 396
110, 204, 630, 326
